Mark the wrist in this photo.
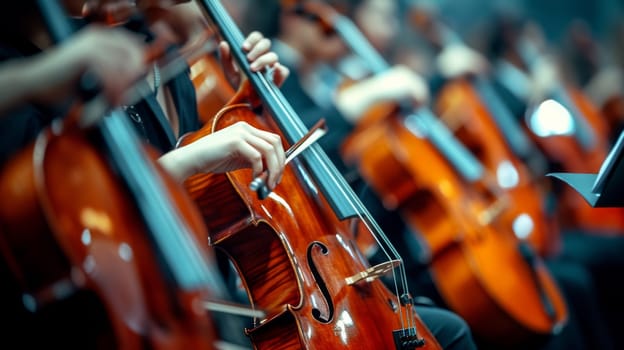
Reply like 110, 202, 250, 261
27, 44, 86, 103
158, 147, 196, 183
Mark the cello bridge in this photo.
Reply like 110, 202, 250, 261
345, 260, 400, 285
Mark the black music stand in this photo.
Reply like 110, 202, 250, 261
548, 131, 624, 207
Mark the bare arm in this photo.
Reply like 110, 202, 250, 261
158, 121, 285, 187
0, 26, 146, 115
334, 65, 429, 123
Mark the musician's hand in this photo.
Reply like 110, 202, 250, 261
159, 121, 285, 187
436, 44, 488, 78
0, 25, 146, 113
335, 65, 429, 123
81, 0, 201, 45
219, 31, 290, 89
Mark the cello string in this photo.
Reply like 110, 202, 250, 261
213, 0, 417, 331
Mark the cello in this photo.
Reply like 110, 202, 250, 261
0, 1, 226, 348
190, 51, 236, 125
179, 0, 442, 348
291, 2, 567, 344
491, 16, 624, 235
409, 8, 560, 257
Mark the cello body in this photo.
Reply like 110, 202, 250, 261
341, 111, 568, 345
527, 86, 624, 234
0, 115, 220, 349
180, 91, 441, 349
190, 52, 236, 125
407, 7, 561, 255
184, 0, 442, 347
435, 77, 560, 256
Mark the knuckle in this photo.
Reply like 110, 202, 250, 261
247, 32, 260, 43
234, 121, 251, 130
270, 133, 281, 145
249, 152, 262, 163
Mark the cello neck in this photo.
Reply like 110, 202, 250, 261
332, 13, 389, 74
195, 0, 369, 221
36, 0, 75, 42
409, 9, 538, 160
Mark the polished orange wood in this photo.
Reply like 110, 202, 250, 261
435, 77, 560, 256
179, 81, 441, 349
190, 53, 236, 125
0, 114, 220, 349
342, 114, 568, 345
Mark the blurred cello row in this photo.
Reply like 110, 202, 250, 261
265, 0, 624, 348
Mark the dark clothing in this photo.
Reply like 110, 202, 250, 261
0, 45, 60, 167
124, 70, 200, 154
418, 306, 477, 350
542, 258, 615, 350
558, 232, 624, 349
0, 104, 52, 165
279, 65, 355, 176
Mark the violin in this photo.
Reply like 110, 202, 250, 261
0, 1, 225, 348
178, 0, 442, 348
293, 2, 567, 344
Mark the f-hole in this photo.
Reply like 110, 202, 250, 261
307, 241, 335, 323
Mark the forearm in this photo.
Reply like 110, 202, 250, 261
334, 66, 429, 123
334, 79, 391, 123
0, 47, 82, 115
0, 57, 43, 115
157, 145, 198, 183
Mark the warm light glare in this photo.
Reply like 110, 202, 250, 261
496, 161, 520, 189
512, 214, 534, 240
528, 99, 575, 137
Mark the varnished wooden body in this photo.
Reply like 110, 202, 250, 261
190, 53, 236, 125
180, 98, 442, 349
0, 118, 219, 349
528, 87, 624, 234
341, 114, 568, 345
435, 77, 560, 256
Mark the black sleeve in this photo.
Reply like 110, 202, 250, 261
280, 72, 354, 174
